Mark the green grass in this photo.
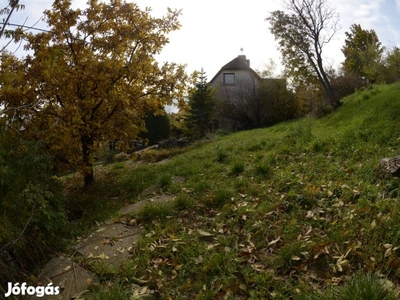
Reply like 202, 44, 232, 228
62, 84, 400, 298
312, 272, 398, 300
87, 281, 130, 300
136, 201, 175, 222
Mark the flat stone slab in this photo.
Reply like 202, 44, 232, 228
140, 183, 160, 198
73, 223, 142, 269
29, 181, 183, 300
30, 255, 97, 300
138, 176, 184, 199
119, 194, 176, 216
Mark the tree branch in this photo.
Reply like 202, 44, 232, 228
0, 199, 36, 252
0, 103, 37, 115
0, 0, 19, 39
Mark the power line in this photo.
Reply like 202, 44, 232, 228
0, 22, 50, 33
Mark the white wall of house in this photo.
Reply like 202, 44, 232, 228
210, 69, 259, 87
210, 69, 261, 101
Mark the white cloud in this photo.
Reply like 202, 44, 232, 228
335, 0, 384, 29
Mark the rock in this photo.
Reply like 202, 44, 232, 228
380, 156, 400, 177
158, 138, 177, 149
119, 194, 176, 216
130, 294, 158, 300
30, 182, 179, 300
177, 137, 189, 147
72, 223, 142, 269
29, 255, 98, 300
114, 152, 130, 162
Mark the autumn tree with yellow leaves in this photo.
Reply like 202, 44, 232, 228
0, 0, 193, 186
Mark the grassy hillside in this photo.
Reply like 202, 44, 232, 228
67, 84, 400, 299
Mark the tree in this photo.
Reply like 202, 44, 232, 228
382, 46, 400, 84
0, 0, 25, 53
342, 24, 384, 84
0, 0, 192, 187
185, 69, 216, 137
267, 0, 341, 109
0, 120, 67, 283
140, 109, 171, 145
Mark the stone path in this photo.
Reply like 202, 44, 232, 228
30, 182, 178, 299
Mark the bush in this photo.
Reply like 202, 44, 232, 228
330, 72, 366, 99
140, 110, 171, 145
0, 129, 67, 282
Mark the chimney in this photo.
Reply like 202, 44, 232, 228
238, 54, 250, 67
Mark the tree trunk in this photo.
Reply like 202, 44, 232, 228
81, 135, 95, 187
84, 167, 94, 187
315, 53, 341, 109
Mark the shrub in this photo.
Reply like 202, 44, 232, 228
140, 109, 171, 145
0, 130, 67, 282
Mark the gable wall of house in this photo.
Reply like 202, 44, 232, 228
210, 69, 259, 88
210, 69, 261, 101
208, 55, 287, 132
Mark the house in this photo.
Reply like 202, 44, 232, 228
209, 54, 260, 90
209, 54, 286, 131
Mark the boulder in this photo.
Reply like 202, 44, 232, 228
380, 156, 400, 177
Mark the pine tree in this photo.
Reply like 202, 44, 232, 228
185, 69, 216, 138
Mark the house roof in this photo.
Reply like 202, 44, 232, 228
220, 56, 251, 70
209, 55, 261, 84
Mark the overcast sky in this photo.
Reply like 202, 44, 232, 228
4, 0, 400, 79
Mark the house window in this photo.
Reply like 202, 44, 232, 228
223, 73, 235, 85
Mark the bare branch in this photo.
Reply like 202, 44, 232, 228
0, 199, 36, 252
0, 0, 19, 40
0, 103, 38, 115
268, 0, 341, 108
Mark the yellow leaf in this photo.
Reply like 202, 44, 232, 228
385, 248, 392, 258
62, 265, 71, 272
198, 229, 213, 236
268, 236, 281, 246
370, 220, 376, 229
95, 227, 106, 232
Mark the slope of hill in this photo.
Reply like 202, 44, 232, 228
67, 84, 400, 299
